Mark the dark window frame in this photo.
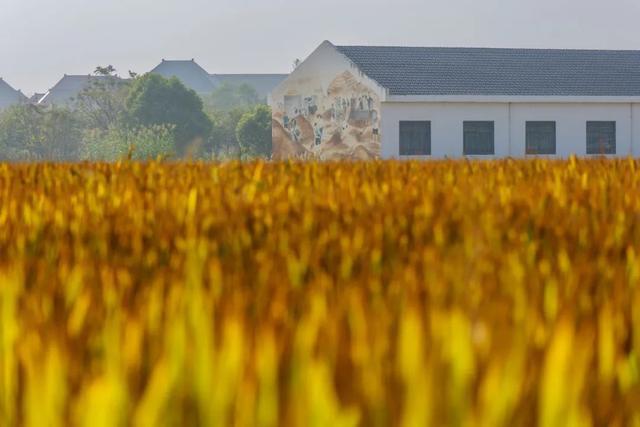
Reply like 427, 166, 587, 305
399, 121, 431, 156
526, 121, 557, 155
463, 121, 495, 155
586, 121, 616, 155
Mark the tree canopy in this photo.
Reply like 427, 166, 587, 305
0, 67, 276, 162
126, 74, 212, 156
75, 77, 129, 131
0, 104, 82, 161
235, 105, 272, 158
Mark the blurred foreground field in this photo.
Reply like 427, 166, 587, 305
1, 159, 640, 426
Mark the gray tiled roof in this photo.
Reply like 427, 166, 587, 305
150, 60, 287, 97
150, 60, 216, 94
38, 75, 124, 105
0, 78, 27, 109
210, 74, 287, 98
335, 45, 640, 96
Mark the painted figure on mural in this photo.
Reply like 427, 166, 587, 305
313, 123, 324, 146
290, 118, 301, 142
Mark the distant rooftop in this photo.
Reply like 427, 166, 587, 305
38, 75, 125, 105
150, 59, 215, 94
0, 77, 27, 108
149, 58, 286, 97
335, 45, 640, 96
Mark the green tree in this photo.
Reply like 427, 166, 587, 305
235, 105, 272, 158
205, 108, 247, 159
0, 104, 82, 161
0, 104, 42, 160
94, 65, 117, 76
125, 74, 212, 157
39, 108, 83, 160
74, 65, 130, 130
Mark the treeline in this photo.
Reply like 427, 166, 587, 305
0, 67, 272, 161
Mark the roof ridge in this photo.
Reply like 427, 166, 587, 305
336, 45, 640, 53
59, 74, 118, 78
150, 59, 211, 75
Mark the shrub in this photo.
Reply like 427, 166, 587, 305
83, 124, 175, 161
235, 104, 272, 158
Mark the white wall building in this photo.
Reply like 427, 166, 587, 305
270, 41, 640, 159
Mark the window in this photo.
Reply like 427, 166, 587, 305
463, 121, 494, 155
587, 121, 616, 155
526, 121, 556, 155
399, 121, 431, 155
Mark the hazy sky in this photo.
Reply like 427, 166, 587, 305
2, 0, 639, 95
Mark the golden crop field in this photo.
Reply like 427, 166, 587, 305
1, 159, 640, 427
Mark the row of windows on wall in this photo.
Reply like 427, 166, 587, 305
399, 121, 617, 156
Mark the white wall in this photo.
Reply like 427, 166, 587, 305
381, 102, 510, 158
382, 101, 637, 159
511, 103, 632, 157
634, 104, 640, 155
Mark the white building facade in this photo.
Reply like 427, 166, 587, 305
270, 41, 640, 160
382, 100, 640, 158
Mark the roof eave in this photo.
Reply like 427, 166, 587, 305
386, 94, 640, 103
333, 44, 390, 100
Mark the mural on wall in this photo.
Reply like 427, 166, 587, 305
272, 71, 381, 160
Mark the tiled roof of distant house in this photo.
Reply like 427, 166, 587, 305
30, 93, 45, 104
335, 45, 640, 96
0, 78, 27, 108
38, 75, 125, 106
149, 58, 286, 97
150, 59, 216, 94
